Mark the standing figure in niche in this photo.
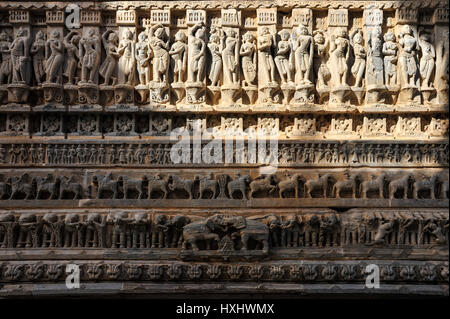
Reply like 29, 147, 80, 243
366, 28, 384, 86
63, 31, 81, 85
313, 29, 330, 88
397, 24, 418, 87
350, 29, 365, 88
30, 31, 45, 85
45, 30, 64, 84
187, 23, 206, 83
328, 29, 350, 87
135, 31, 151, 85
418, 29, 435, 89
149, 24, 170, 84
293, 26, 314, 85
382, 31, 398, 87
222, 28, 239, 85
0, 31, 12, 84
258, 27, 276, 85
207, 28, 222, 86
275, 29, 294, 85
240, 32, 257, 86
79, 28, 100, 83
117, 29, 135, 85
99, 30, 119, 86
169, 30, 187, 83
10, 27, 31, 84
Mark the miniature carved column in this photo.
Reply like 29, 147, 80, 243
433, 7, 449, 106
257, 8, 279, 104
8, 10, 32, 104
395, 8, 421, 106
327, 9, 351, 106
114, 10, 136, 106
185, 9, 207, 105
363, 6, 386, 106
78, 10, 102, 107
292, 8, 314, 104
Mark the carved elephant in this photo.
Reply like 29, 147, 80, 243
226, 216, 270, 253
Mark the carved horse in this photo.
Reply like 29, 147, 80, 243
119, 175, 145, 199
8, 175, 34, 200
278, 174, 303, 198
304, 174, 334, 198
93, 174, 119, 199
332, 174, 360, 199
33, 175, 58, 200
227, 175, 251, 200
412, 174, 437, 199
196, 174, 218, 199
249, 175, 277, 199
360, 174, 386, 199
147, 175, 168, 199
168, 175, 194, 199
389, 174, 414, 199
58, 176, 83, 200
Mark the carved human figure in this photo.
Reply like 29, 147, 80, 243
435, 29, 449, 97
240, 32, 257, 86
169, 30, 187, 83
275, 29, 294, 85
63, 31, 80, 85
79, 28, 100, 83
0, 31, 12, 84
10, 27, 30, 84
328, 30, 350, 86
258, 27, 276, 85
313, 29, 330, 88
117, 29, 135, 85
418, 30, 435, 89
350, 29, 365, 88
366, 28, 384, 86
30, 31, 45, 85
382, 31, 398, 87
187, 23, 206, 83
397, 24, 419, 87
99, 30, 119, 86
207, 29, 222, 86
222, 29, 239, 85
45, 30, 64, 84
293, 26, 314, 85
135, 31, 150, 85
149, 24, 170, 83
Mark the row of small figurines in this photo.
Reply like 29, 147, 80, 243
0, 22, 448, 106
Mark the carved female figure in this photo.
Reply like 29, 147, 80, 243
117, 29, 135, 85
398, 24, 419, 87
187, 23, 206, 83
0, 31, 12, 84
366, 28, 384, 87
258, 27, 276, 85
313, 29, 330, 88
275, 29, 293, 85
79, 28, 100, 83
149, 24, 170, 83
169, 30, 187, 83
99, 30, 119, 86
240, 32, 257, 86
30, 31, 45, 85
382, 31, 398, 87
350, 29, 365, 88
45, 30, 64, 84
328, 30, 350, 87
10, 27, 30, 84
222, 29, 239, 85
135, 31, 150, 85
418, 30, 435, 89
63, 31, 80, 85
207, 30, 222, 86
293, 26, 313, 85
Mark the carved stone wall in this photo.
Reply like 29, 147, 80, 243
0, 0, 448, 297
